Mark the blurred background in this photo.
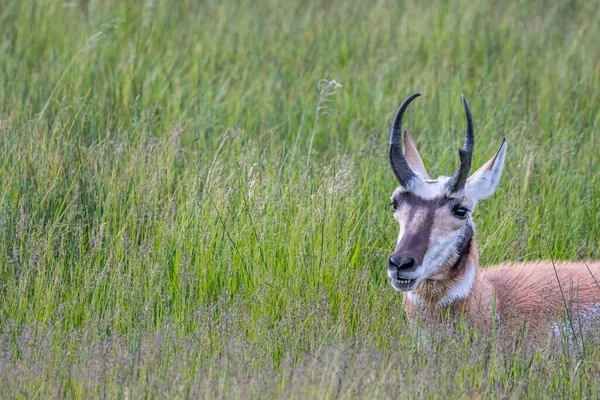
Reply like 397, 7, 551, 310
0, 0, 599, 397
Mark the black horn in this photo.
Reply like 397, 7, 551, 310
446, 94, 474, 193
389, 93, 420, 187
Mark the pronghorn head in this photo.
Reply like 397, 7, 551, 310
387, 93, 507, 292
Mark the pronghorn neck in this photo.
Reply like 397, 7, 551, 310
407, 238, 483, 310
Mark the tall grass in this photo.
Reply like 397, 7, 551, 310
0, 0, 599, 397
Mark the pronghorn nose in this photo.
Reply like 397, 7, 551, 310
388, 256, 416, 272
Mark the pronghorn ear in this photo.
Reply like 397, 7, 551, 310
404, 131, 430, 179
465, 139, 507, 202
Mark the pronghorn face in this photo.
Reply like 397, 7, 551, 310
386, 93, 507, 292
388, 179, 475, 291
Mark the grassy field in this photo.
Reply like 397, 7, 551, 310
1, 0, 599, 397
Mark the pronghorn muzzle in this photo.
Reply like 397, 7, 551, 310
387, 228, 429, 291
388, 255, 419, 291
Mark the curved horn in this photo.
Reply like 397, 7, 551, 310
389, 93, 421, 187
446, 94, 474, 193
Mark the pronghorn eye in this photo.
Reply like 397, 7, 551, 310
452, 206, 469, 219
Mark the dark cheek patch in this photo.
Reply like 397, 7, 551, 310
450, 225, 474, 271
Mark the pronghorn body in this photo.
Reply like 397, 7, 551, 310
386, 93, 600, 332
403, 256, 600, 331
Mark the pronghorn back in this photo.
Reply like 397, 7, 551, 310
481, 261, 600, 330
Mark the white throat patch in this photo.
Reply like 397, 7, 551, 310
407, 292, 425, 309
436, 264, 476, 308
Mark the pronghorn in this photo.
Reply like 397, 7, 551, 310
387, 93, 600, 332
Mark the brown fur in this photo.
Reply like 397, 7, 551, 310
482, 260, 600, 330
404, 242, 600, 331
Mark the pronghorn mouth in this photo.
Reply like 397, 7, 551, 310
391, 277, 417, 291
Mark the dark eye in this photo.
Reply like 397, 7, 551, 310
389, 201, 398, 211
452, 206, 469, 219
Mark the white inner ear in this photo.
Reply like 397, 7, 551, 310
465, 139, 507, 203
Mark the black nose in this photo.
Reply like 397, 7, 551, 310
388, 256, 415, 271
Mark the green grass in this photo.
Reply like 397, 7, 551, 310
1, 0, 599, 397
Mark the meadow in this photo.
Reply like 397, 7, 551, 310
1, 0, 599, 397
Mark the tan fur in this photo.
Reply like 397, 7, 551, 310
482, 260, 600, 330
404, 240, 487, 326
404, 242, 600, 331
